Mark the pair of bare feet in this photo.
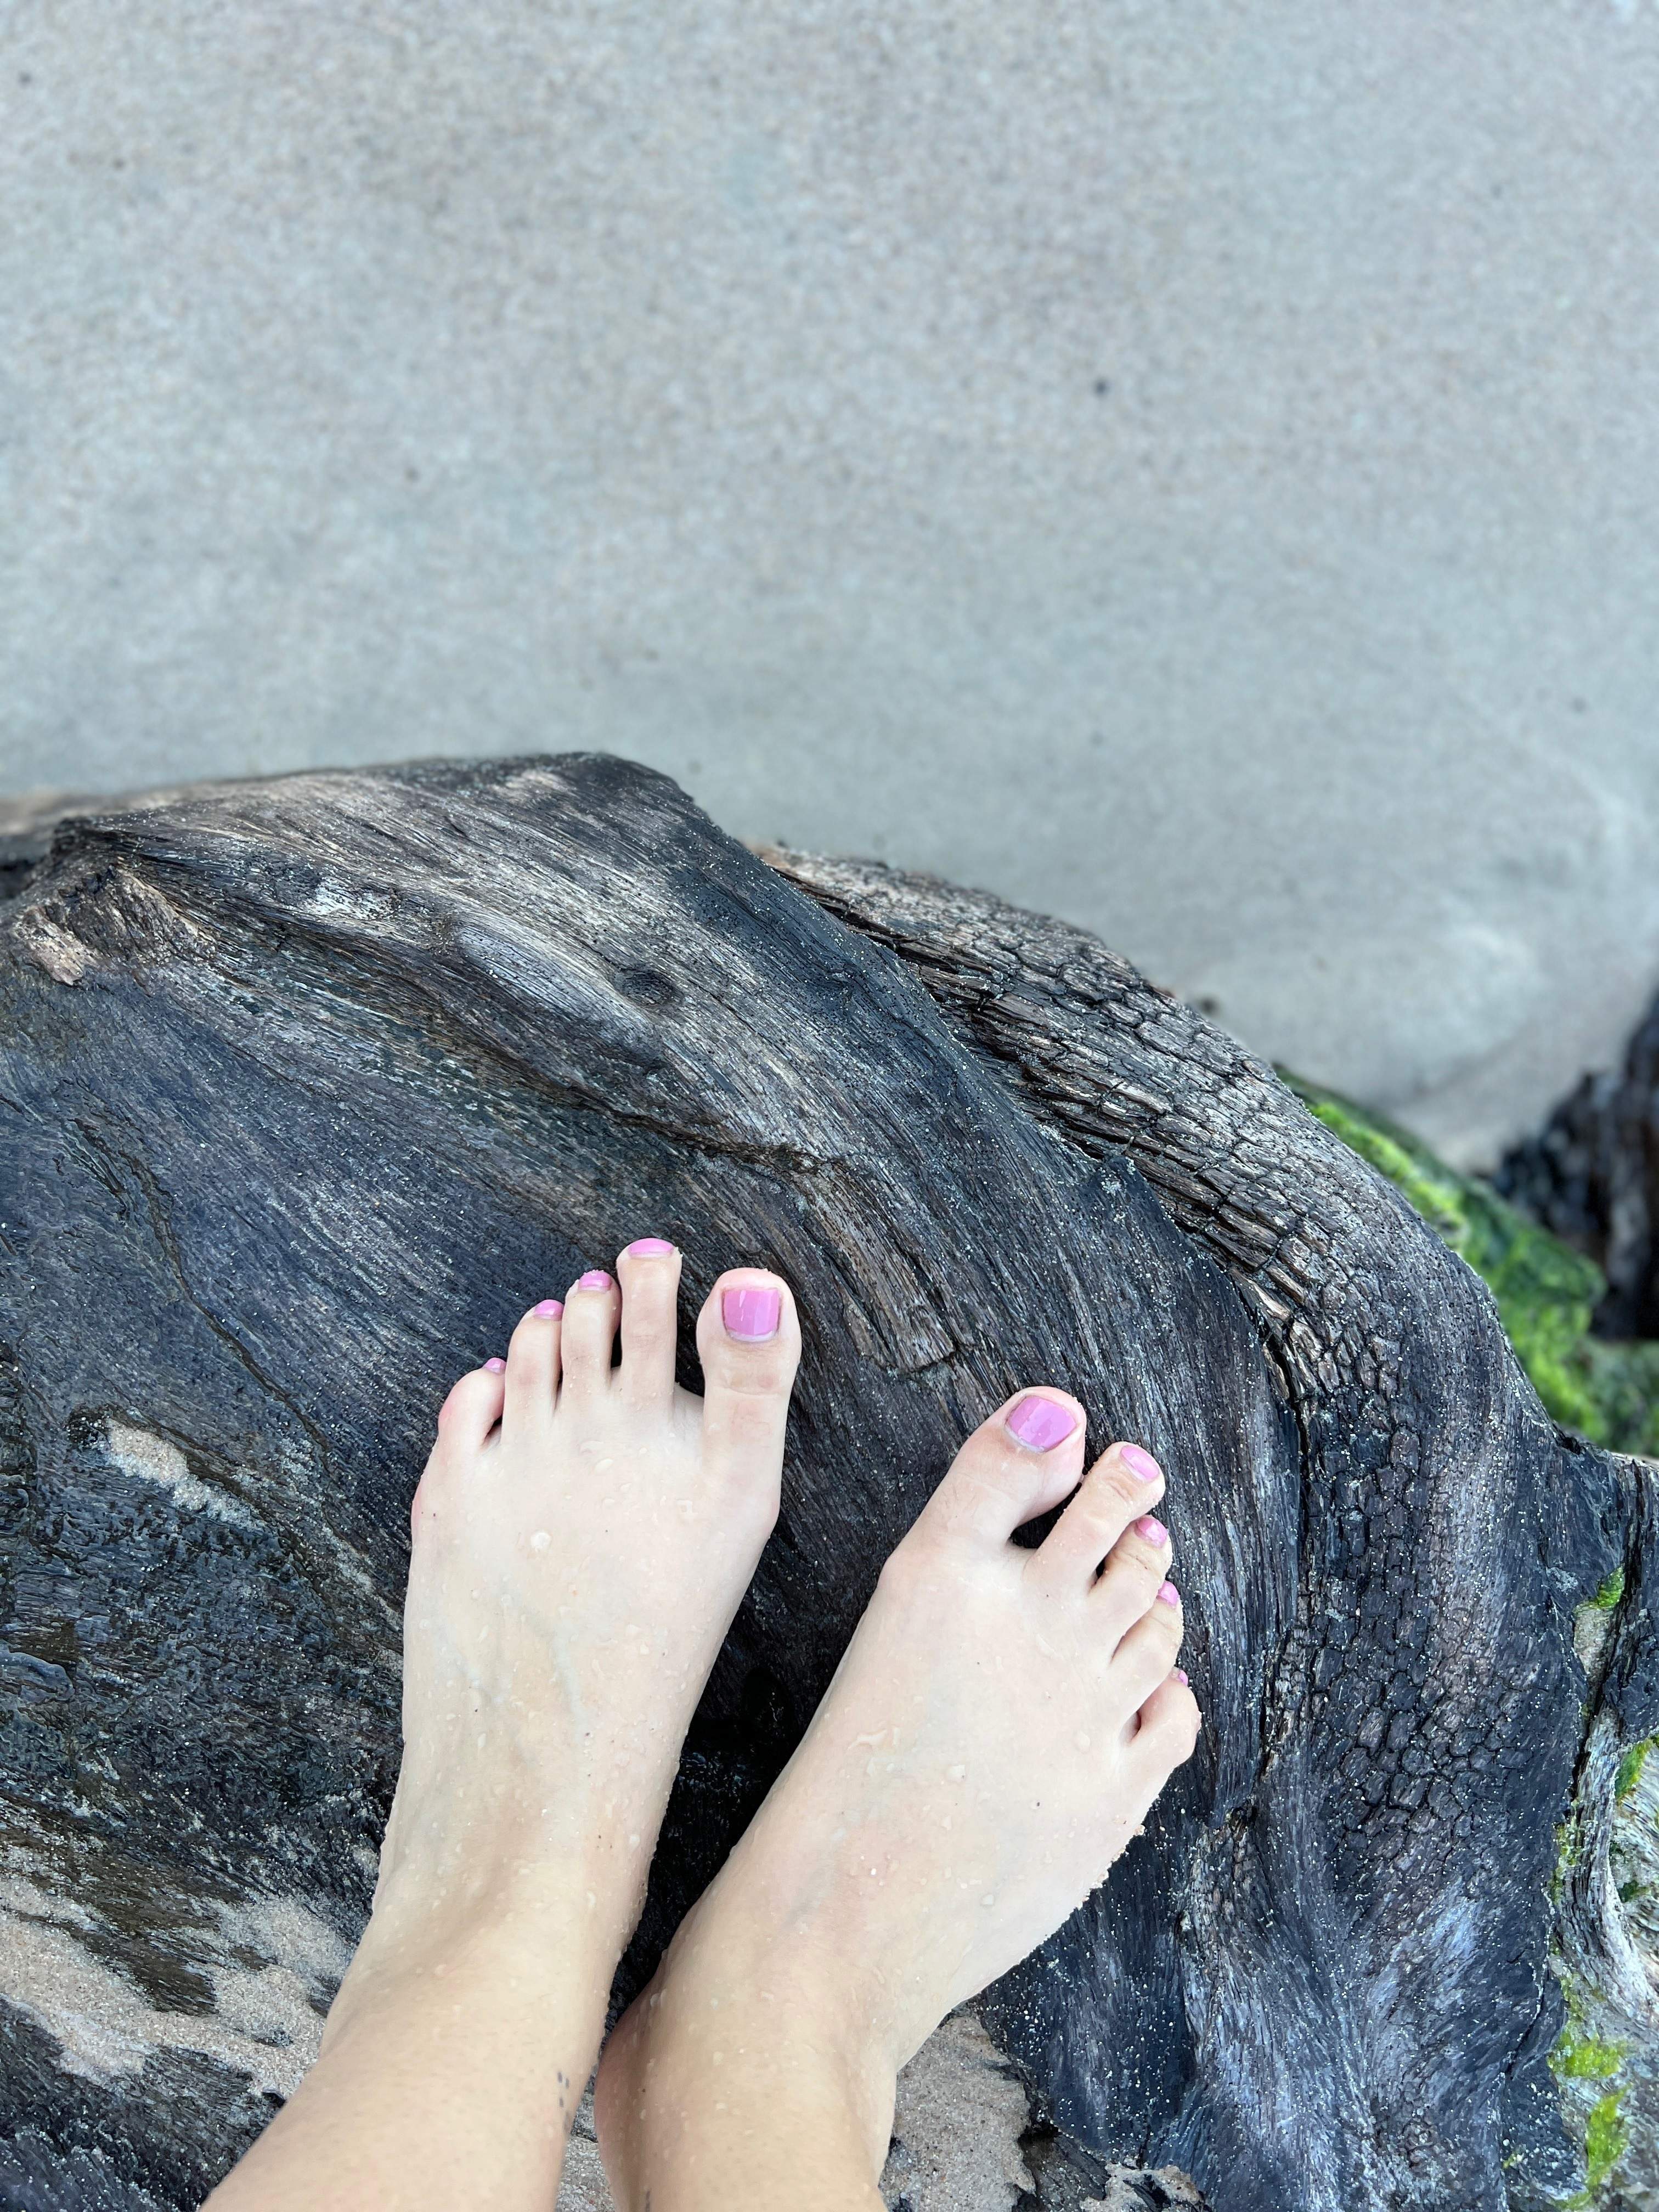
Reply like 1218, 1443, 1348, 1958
209, 1240, 1200, 2212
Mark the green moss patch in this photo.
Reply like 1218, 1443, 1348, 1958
1280, 1071, 1659, 1459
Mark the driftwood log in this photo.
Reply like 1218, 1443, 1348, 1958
2, 754, 1657, 2212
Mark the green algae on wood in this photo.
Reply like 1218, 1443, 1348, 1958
1279, 1073, 1659, 1459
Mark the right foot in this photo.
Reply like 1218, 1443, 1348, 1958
595, 1387, 1203, 2206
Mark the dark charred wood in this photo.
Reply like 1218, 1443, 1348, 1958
1, 756, 1655, 2212
1498, 994, 1659, 1342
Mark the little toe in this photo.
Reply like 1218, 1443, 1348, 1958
1109, 1579, 1186, 1707
615, 1238, 684, 1408
416, 1363, 506, 1537
1126, 1668, 1203, 1774
1092, 1508, 1175, 1643
503, 1299, 565, 1432
693, 1269, 800, 1514
1029, 1441, 1166, 1595
560, 1268, 620, 1400
434, 1361, 507, 1453
916, 1390, 1087, 1549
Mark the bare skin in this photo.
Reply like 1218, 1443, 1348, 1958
206, 1244, 1199, 2212
205, 1239, 802, 2212
594, 1390, 1201, 2212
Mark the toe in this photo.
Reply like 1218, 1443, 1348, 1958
693, 1268, 800, 1515
1028, 1440, 1166, 1595
433, 1360, 507, 1453
615, 1238, 684, 1408
914, 1390, 1087, 1547
416, 1362, 506, 1535
560, 1268, 620, 1398
1125, 1668, 1203, 1774
503, 1299, 565, 1432
1108, 1578, 1186, 1706
1091, 1505, 1175, 1643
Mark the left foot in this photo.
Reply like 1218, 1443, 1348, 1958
594, 1387, 1201, 2209
326, 1240, 802, 2033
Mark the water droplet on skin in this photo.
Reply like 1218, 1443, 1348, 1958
946, 1764, 967, 1783
628, 1833, 642, 1850
477, 1733, 487, 1747
982, 1893, 997, 1907
941, 1815, 952, 1831
1075, 1731, 1091, 1751
530, 1531, 551, 1553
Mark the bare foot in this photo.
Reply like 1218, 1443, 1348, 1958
336, 1242, 800, 1999
594, 1386, 1201, 2211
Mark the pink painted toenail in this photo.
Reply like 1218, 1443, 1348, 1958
578, 1271, 612, 1290
1121, 1444, 1161, 1483
625, 1237, 675, 1256
1173, 1667, 1189, 1685
723, 1285, 782, 1341
484, 1357, 506, 1373
533, 1299, 563, 1318
1005, 1395, 1079, 1451
1156, 1581, 1181, 1606
1134, 1515, 1169, 1547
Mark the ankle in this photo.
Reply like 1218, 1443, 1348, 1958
598, 1946, 899, 2211
326, 1871, 619, 2060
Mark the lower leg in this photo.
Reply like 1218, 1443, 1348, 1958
597, 1391, 1200, 2210
207, 1242, 802, 2212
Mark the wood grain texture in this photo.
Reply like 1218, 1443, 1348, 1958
1, 754, 1654, 2211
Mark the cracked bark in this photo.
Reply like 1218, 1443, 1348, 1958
1, 755, 1656, 2212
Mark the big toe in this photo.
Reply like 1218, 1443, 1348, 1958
913, 1388, 1088, 1547
693, 1269, 800, 1515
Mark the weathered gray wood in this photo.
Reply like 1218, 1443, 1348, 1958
1, 755, 1655, 2211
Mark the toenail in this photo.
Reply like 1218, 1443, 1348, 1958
578, 1271, 612, 1291
533, 1299, 563, 1318
1156, 1580, 1181, 1606
1005, 1395, 1079, 1452
723, 1285, 782, 1341
1121, 1444, 1162, 1483
625, 1237, 676, 1257
1134, 1515, 1169, 1547
1173, 1667, 1189, 1684
484, 1357, 506, 1373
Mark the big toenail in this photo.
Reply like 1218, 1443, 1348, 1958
1156, 1581, 1181, 1606
484, 1357, 506, 1373
533, 1299, 563, 1317
626, 1237, 676, 1256
1135, 1515, 1169, 1547
578, 1271, 612, 1290
723, 1285, 782, 1340
1121, 1444, 1161, 1483
1005, 1395, 1079, 1451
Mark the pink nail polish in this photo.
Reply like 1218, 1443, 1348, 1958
1156, 1581, 1181, 1607
533, 1299, 563, 1318
723, 1285, 782, 1341
1173, 1667, 1189, 1685
625, 1238, 675, 1257
1005, 1395, 1079, 1452
578, 1271, 612, 1291
484, 1357, 506, 1373
1134, 1515, 1169, 1547
1121, 1444, 1161, 1483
